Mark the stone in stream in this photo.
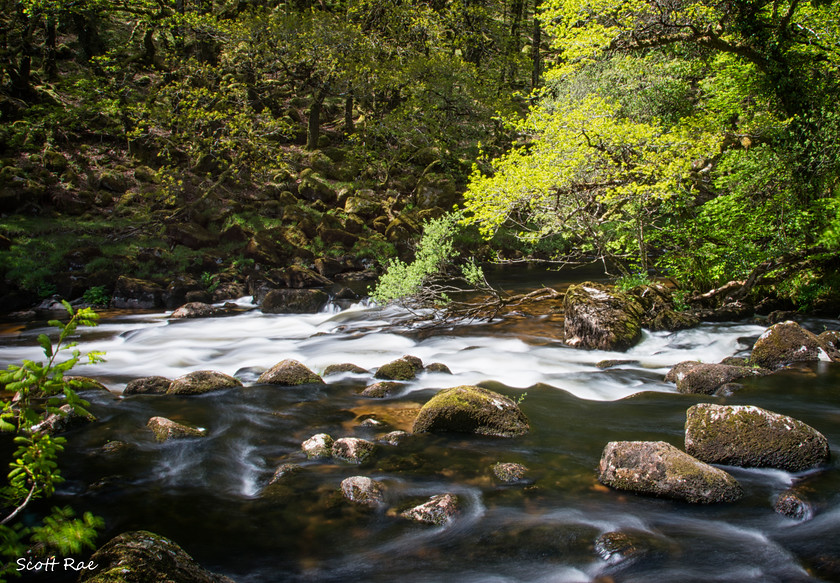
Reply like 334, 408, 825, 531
124, 375, 171, 395
492, 462, 528, 484
775, 488, 815, 521
323, 362, 368, 376
399, 493, 459, 525
33, 403, 95, 435
598, 441, 742, 504
374, 355, 424, 380
167, 370, 242, 395
424, 362, 452, 374
147, 416, 206, 442
684, 404, 830, 472
260, 288, 330, 314
170, 301, 217, 319
258, 359, 325, 385
361, 381, 402, 398
750, 320, 838, 369
301, 433, 334, 459
412, 385, 530, 438
268, 463, 303, 486
78, 530, 235, 583
665, 362, 768, 395
381, 430, 409, 445
563, 282, 644, 351
331, 437, 376, 463
340, 476, 385, 506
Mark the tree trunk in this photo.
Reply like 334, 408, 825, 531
506, 0, 524, 86
531, 0, 541, 90
344, 90, 354, 136
306, 89, 326, 150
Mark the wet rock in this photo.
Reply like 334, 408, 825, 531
492, 462, 528, 483
666, 362, 768, 395
261, 288, 330, 314
750, 320, 837, 369
111, 276, 164, 309
596, 359, 638, 369
598, 440, 742, 504
78, 530, 235, 583
124, 376, 171, 395
400, 493, 459, 525
258, 359, 325, 385
817, 330, 840, 352
340, 476, 385, 506
302, 433, 334, 459
100, 440, 136, 457
281, 265, 332, 288
684, 404, 830, 472
147, 416, 206, 442
361, 381, 402, 398
664, 361, 700, 383
632, 284, 698, 332
425, 362, 452, 374
359, 418, 385, 428
33, 404, 95, 435
374, 355, 423, 380
381, 430, 409, 445
171, 302, 217, 319
323, 363, 368, 376
412, 385, 530, 438
564, 282, 644, 351
331, 437, 376, 463
595, 531, 651, 565
167, 370, 242, 395
775, 488, 814, 520
268, 463, 303, 485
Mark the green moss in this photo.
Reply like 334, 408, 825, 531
412, 385, 530, 437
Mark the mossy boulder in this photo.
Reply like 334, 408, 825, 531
492, 462, 528, 483
564, 282, 644, 351
340, 476, 385, 506
331, 437, 376, 463
167, 370, 242, 395
258, 359, 325, 385
425, 362, 452, 374
260, 288, 330, 314
684, 404, 830, 472
170, 302, 217, 319
78, 530, 234, 583
280, 265, 332, 288
399, 493, 459, 525
301, 433, 333, 459
666, 362, 768, 395
598, 440, 742, 504
750, 320, 837, 369
146, 416, 206, 442
631, 283, 698, 332
374, 355, 423, 380
412, 385, 530, 437
344, 196, 381, 219
361, 381, 403, 398
323, 363, 368, 376
298, 172, 337, 204
124, 376, 171, 395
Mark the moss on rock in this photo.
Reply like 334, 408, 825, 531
412, 385, 530, 437
124, 375, 172, 395
374, 355, 423, 380
361, 381, 403, 398
750, 320, 836, 369
258, 359, 325, 385
667, 362, 768, 395
146, 416, 206, 442
340, 476, 385, 506
564, 282, 644, 351
323, 363, 368, 375
167, 370, 242, 395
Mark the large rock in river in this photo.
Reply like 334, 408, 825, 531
374, 355, 423, 380
598, 440, 742, 504
147, 416, 206, 442
261, 288, 330, 314
258, 359, 325, 385
666, 362, 768, 395
167, 370, 242, 395
79, 530, 235, 583
750, 320, 837, 369
684, 403, 830, 472
340, 476, 385, 506
412, 385, 529, 437
564, 282, 643, 351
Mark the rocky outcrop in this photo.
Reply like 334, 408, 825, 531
258, 359, 325, 385
331, 437, 376, 464
598, 440, 742, 504
412, 385, 529, 438
124, 376, 171, 395
750, 321, 837, 369
301, 433, 334, 459
399, 493, 459, 525
340, 476, 385, 506
361, 381, 402, 398
167, 370, 242, 395
170, 302, 217, 319
78, 530, 234, 583
147, 416, 206, 442
260, 288, 330, 314
666, 362, 768, 395
374, 355, 423, 380
564, 282, 643, 351
684, 404, 830, 472
492, 462, 528, 483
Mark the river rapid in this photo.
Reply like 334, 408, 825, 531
1, 272, 839, 582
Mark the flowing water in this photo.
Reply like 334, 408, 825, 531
2, 270, 839, 582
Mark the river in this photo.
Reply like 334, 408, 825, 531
1, 270, 839, 582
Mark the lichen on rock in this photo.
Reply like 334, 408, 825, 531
750, 320, 838, 369
399, 493, 459, 525
412, 385, 529, 437
301, 433, 334, 459
340, 476, 385, 506
147, 416, 206, 442
331, 437, 376, 463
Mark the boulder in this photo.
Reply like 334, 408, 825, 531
331, 437, 376, 464
281, 265, 332, 288
258, 359, 324, 385
298, 172, 337, 204
666, 362, 768, 395
78, 530, 234, 583
492, 462, 528, 483
775, 487, 815, 520
165, 222, 218, 250
400, 493, 459, 525
170, 302, 217, 319
124, 376, 171, 395
344, 194, 381, 219
167, 370, 242, 395
684, 404, 830, 472
323, 363, 368, 376
340, 476, 385, 506
374, 355, 423, 380
361, 381, 402, 398
381, 430, 409, 445
750, 320, 837, 369
260, 288, 329, 314
563, 282, 644, 351
598, 440, 742, 504
301, 433, 333, 459
412, 385, 530, 438
425, 362, 452, 374
632, 284, 698, 332
111, 276, 164, 310
268, 463, 302, 486
146, 416, 206, 442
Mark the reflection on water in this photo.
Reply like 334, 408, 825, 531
1, 297, 839, 583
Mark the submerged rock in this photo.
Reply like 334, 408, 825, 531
595, 530, 653, 565
340, 476, 385, 506
598, 440, 742, 504
750, 320, 836, 369
666, 362, 768, 395
258, 359, 325, 385
268, 463, 303, 486
124, 376, 171, 395
400, 493, 459, 525
361, 381, 402, 398
332, 437, 376, 463
374, 355, 423, 380
684, 404, 830, 472
78, 530, 235, 583
563, 282, 643, 351
146, 416, 206, 442
492, 462, 528, 483
775, 488, 815, 521
412, 385, 530, 438
301, 433, 334, 459
381, 430, 409, 445
167, 370, 242, 395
